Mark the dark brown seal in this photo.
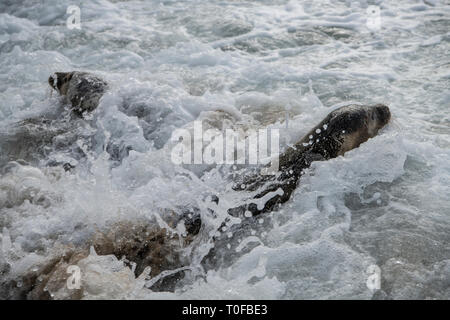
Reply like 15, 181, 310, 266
48, 71, 108, 116
228, 104, 391, 217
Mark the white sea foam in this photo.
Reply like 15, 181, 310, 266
0, 0, 449, 300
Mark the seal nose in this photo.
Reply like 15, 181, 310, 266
374, 104, 391, 125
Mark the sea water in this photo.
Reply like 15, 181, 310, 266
0, 0, 449, 299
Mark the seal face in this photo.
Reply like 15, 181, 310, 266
48, 71, 108, 116
325, 104, 391, 156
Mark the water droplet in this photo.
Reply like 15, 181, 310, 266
316, 129, 321, 134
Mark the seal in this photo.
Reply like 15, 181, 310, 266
202, 104, 391, 269
4, 219, 194, 299
228, 103, 391, 218
48, 71, 108, 116
6, 104, 391, 299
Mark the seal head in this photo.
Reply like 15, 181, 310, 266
326, 103, 391, 155
281, 104, 391, 167
231, 104, 391, 217
48, 71, 108, 116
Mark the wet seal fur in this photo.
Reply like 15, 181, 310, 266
48, 72, 108, 117
203, 104, 391, 268
1, 218, 197, 300
228, 104, 391, 217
